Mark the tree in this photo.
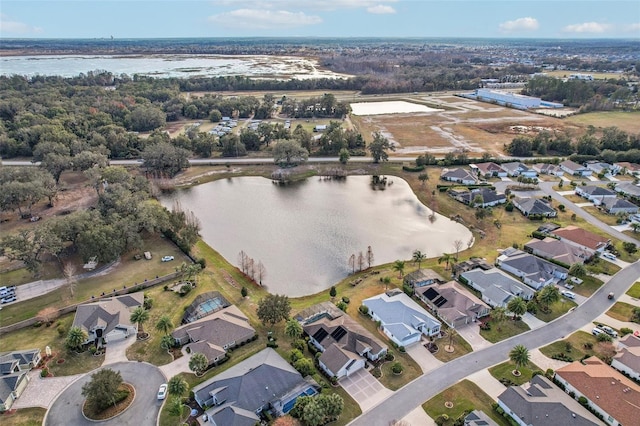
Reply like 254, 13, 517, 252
189, 352, 208, 375
167, 376, 188, 397
393, 260, 405, 278
453, 239, 463, 260
257, 294, 291, 327
167, 397, 187, 423
155, 315, 174, 335
507, 297, 527, 320
438, 253, 453, 270
348, 254, 356, 274
537, 285, 560, 312
285, 318, 303, 340
256, 261, 267, 285
569, 263, 587, 278
329, 286, 337, 298
339, 148, 350, 164
63, 262, 77, 299
412, 249, 426, 270
491, 307, 508, 331
130, 306, 150, 336
160, 335, 175, 351
81, 368, 124, 412
631, 223, 640, 234
66, 326, 87, 351
294, 358, 315, 376
366, 246, 374, 268
368, 132, 395, 163
623, 242, 637, 254
241, 286, 248, 298
142, 142, 190, 178
509, 344, 530, 375
357, 251, 365, 271
418, 173, 429, 187
273, 139, 308, 166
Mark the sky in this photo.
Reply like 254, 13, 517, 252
0, 0, 639, 39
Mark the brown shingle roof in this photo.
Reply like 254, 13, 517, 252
551, 226, 610, 251
72, 293, 144, 335
555, 357, 640, 426
172, 305, 255, 348
613, 346, 640, 373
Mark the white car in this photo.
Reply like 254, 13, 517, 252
599, 325, 618, 338
161, 256, 174, 262
561, 290, 576, 299
592, 328, 604, 336
602, 252, 617, 261
157, 383, 168, 400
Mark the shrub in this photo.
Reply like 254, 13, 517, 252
620, 327, 633, 336
505, 202, 514, 212
398, 346, 406, 353
240, 286, 248, 298
336, 301, 348, 311
293, 339, 306, 352
179, 284, 192, 296
402, 165, 425, 172
391, 362, 403, 374
57, 325, 67, 337
40, 368, 49, 378
583, 342, 593, 350
545, 368, 554, 379
597, 333, 613, 342
358, 305, 369, 315
196, 258, 206, 269
341, 296, 350, 304
163, 285, 169, 291
578, 396, 588, 406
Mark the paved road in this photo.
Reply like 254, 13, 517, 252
538, 181, 639, 245
45, 361, 166, 426
350, 260, 640, 426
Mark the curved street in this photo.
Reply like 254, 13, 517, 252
45, 361, 166, 426
351, 260, 640, 426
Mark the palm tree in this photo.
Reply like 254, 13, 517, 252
507, 297, 527, 320
438, 253, 453, 270
284, 318, 303, 340
130, 306, 150, 336
167, 376, 189, 397
537, 285, 560, 312
412, 250, 427, 270
160, 335, 175, 351
155, 315, 174, 335
168, 397, 187, 423
509, 344, 530, 375
189, 352, 208, 376
491, 307, 508, 331
392, 260, 405, 278
66, 326, 87, 351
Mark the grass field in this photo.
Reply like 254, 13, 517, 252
488, 360, 542, 386
541, 70, 634, 80
606, 301, 638, 323
627, 282, 640, 298
422, 380, 510, 426
480, 319, 530, 344
540, 330, 617, 364
535, 298, 578, 322
565, 111, 640, 134
1, 408, 47, 426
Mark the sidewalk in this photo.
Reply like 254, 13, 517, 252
528, 348, 569, 371
12, 370, 82, 409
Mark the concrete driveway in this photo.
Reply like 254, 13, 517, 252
456, 323, 492, 351
45, 361, 166, 426
405, 342, 443, 373
339, 368, 392, 412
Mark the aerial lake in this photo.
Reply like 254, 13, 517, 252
0, 54, 351, 79
160, 175, 472, 297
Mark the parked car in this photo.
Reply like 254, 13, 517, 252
1, 295, 17, 304
608, 292, 615, 300
561, 290, 576, 299
161, 256, 174, 262
599, 325, 618, 338
602, 252, 617, 261
592, 328, 604, 336
157, 383, 168, 400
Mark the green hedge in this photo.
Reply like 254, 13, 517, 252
402, 165, 425, 172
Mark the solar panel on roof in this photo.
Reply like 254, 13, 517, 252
423, 287, 439, 301
312, 328, 328, 343
330, 326, 347, 341
434, 296, 448, 308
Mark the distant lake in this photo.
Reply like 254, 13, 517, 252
160, 176, 472, 297
0, 54, 351, 79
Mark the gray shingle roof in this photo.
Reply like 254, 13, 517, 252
72, 293, 143, 336
460, 268, 535, 302
0, 372, 27, 405
0, 349, 39, 371
602, 197, 639, 212
579, 185, 617, 197
497, 249, 567, 285
524, 237, 591, 266
441, 168, 476, 182
513, 197, 556, 216
172, 305, 255, 350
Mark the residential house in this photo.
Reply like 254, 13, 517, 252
470, 162, 507, 178
497, 375, 599, 426
301, 303, 387, 379
533, 163, 564, 177
611, 338, 640, 380
193, 348, 317, 425
460, 268, 535, 308
551, 226, 610, 254
496, 248, 568, 290
601, 197, 639, 215
524, 237, 592, 266
0, 349, 40, 412
440, 168, 477, 185
464, 410, 499, 426
618, 334, 640, 350
72, 293, 143, 345
585, 161, 620, 176
403, 269, 445, 289
555, 357, 640, 426
614, 182, 640, 198
363, 290, 442, 346
449, 188, 507, 208
501, 162, 538, 178
453, 258, 493, 277
512, 197, 557, 218
575, 185, 617, 205
560, 160, 592, 176
615, 162, 640, 177
172, 305, 255, 367
418, 281, 490, 328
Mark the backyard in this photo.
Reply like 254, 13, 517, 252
0, 407, 46, 426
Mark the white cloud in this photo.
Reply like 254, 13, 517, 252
562, 22, 611, 33
367, 5, 396, 14
0, 14, 42, 35
498, 17, 539, 33
208, 9, 322, 30
625, 22, 640, 32
211, 0, 397, 12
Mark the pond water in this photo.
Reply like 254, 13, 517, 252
160, 175, 471, 297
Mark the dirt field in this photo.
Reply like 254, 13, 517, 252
542, 70, 636, 81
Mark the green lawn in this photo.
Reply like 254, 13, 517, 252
488, 360, 542, 386
534, 298, 577, 322
479, 319, 530, 343
422, 380, 510, 426
432, 331, 474, 362
571, 275, 605, 297
606, 301, 638, 323
1, 407, 46, 426
626, 282, 640, 298
540, 330, 617, 364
